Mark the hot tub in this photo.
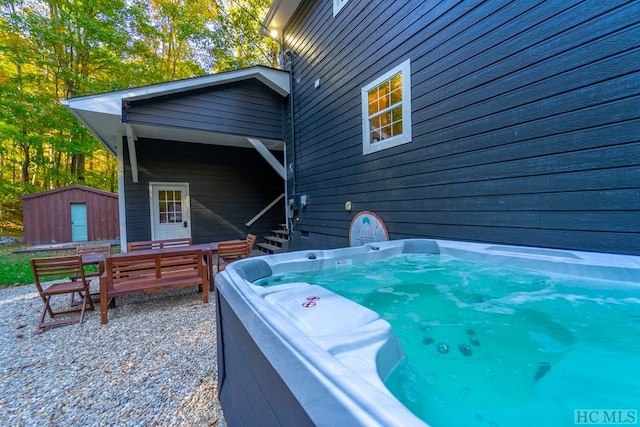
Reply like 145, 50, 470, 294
214, 239, 640, 427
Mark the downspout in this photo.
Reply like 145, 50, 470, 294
287, 55, 296, 197
282, 48, 297, 233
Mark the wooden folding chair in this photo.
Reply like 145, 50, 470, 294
217, 240, 249, 275
246, 234, 257, 256
30, 255, 95, 330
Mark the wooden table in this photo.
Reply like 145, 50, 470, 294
186, 242, 219, 291
80, 253, 107, 275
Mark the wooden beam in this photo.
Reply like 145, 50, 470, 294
248, 137, 286, 180
125, 124, 139, 183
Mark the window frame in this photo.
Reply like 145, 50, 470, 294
333, 0, 349, 16
361, 59, 412, 155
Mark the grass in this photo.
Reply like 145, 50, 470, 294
0, 243, 74, 286
0, 243, 118, 287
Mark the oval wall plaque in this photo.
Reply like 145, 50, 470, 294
348, 211, 389, 247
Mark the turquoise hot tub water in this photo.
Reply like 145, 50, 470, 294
254, 252, 640, 426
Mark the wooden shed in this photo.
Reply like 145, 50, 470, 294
22, 184, 119, 245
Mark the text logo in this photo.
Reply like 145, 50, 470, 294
574, 409, 637, 425
301, 296, 320, 308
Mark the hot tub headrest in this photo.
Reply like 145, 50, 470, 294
402, 239, 440, 254
233, 259, 273, 282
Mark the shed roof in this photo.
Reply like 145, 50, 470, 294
21, 184, 117, 201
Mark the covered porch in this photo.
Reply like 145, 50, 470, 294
62, 66, 291, 251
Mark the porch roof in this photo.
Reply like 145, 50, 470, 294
61, 66, 290, 156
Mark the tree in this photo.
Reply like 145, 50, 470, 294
0, 0, 276, 235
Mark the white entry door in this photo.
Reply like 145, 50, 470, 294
149, 183, 191, 240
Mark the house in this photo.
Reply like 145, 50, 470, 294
64, 0, 639, 256
263, 0, 640, 255
22, 184, 119, 245
62, 68, 289, 249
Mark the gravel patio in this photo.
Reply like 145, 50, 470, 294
0, 280, 227, 426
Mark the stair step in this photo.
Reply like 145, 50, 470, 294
265, 236, 288, 245
272, 229, 289, 237
257, 242, 286, 254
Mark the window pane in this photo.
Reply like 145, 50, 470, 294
391, 107, 403, 122
391, 73, 402, 90
160, 213, 167, 223
380, 111, 391, 127
390, 87, 402, 105
159, 191, 166, 201
368, 98, 377, 115
392, 120, 403, 136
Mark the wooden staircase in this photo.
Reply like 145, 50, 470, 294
256, 224, 289, 254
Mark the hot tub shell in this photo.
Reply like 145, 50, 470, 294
215, 239, 640, 427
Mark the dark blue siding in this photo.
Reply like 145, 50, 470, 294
123, 139, 284, 244
284, 0, 640, 255
125, 79, 284, 140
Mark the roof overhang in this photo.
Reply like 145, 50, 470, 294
262, 0, 303, 39
61, 66, 290, 156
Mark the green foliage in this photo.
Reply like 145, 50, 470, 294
0, 0, 275, 235
0, 242, 115, 286
0, 243, 70, 286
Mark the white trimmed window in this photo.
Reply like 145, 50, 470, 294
333, 0, 349, 16
361, 59, 412, 155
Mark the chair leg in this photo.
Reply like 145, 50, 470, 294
78, 293, 88, 324
40, 294, 56, 319
39, 292, 94, 330
70, 290, 86, 307
39, 296, 52, 328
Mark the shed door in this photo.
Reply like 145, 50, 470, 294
71, 203, 88, 242
150, 183, 191, 240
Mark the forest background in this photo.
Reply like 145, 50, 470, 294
0, 0, 276, 236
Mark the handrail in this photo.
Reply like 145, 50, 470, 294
246, 193, 285, 227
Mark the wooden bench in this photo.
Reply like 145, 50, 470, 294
99, 248, 207, 324
127, 237, 192, 252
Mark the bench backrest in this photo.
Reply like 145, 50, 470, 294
103, 249, 204, 290
76, 243, 111, 255
127, 237, 192, 252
